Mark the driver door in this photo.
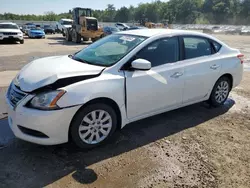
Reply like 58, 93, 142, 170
124, 37, 185, 121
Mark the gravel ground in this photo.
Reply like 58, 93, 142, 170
0, 34, 86, 71
0, 34, 250, 188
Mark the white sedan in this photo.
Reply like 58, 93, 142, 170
6, 29, 243, 148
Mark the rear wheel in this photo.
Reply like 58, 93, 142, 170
209, 76, 231, 107
70, 103, 117, 149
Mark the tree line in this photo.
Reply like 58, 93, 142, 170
1, 0, 250, 25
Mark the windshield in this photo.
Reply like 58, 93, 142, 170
73, 34, 146, 67
62, 21, 72, 25
0, 24, 18, 29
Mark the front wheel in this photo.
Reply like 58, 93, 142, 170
70, 103, 117, 149
72, 29, 81, 43
91, 37, 99, 42
20, 39, 24, 44
65, 29, 72, 41
209, 76, 231, 107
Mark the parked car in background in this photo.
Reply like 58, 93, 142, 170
102, 26, 120, 37
115, 23, 130, 30
43, 25, 55, 34
22, 23, 36, 35
27, 27, 45, 38
240, 26, 250, 35
58, 19, 73, 36
6, 29, 243, 149
212, 26, 223, 33
0, 22, 24, 44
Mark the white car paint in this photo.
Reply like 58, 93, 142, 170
0, 22, 23, 42
6, 29, 243, 145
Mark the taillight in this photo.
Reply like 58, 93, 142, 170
237, 54, 244, 64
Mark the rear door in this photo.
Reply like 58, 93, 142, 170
181, 36, 222, 103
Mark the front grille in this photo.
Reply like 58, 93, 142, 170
3, 32, 18, 35
7, 84, 27, 107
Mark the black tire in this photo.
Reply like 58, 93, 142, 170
209, 76, 231, 107
91, 37, 99, 42
20, 40, 24, 44
83, 37, 89, 41
65, 30, 72, 41
72, 30, 81, 43
70, 103, 117, 149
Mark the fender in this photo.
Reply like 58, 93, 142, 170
57, 71, 126, 110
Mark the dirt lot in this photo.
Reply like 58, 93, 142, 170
0, 34, 86, 71
0, 34, 250, 188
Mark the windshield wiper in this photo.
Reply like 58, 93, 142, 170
69, 55, 106, 67
71, 55, 93, 64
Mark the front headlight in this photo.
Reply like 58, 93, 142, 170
13, 74, 20, 87
30, 90, 66, 110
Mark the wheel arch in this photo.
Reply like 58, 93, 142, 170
68, 97, 122, 141
209, 73, 233, 99
218, 73, 233, 90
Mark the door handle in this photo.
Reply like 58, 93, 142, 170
210, 64, 220, 70
171, 72, 183, 78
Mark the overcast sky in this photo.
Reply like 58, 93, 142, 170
0, 0, 160, 15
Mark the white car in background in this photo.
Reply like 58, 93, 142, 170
57, 18, 73, 36
6, 29, 243, 149
0, 22, 24, 44
240, 26, 250, 35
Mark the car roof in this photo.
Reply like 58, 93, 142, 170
118, 29, 212, 38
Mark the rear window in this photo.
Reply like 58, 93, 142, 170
212, 41, 222, 53
183, 37, 212, 59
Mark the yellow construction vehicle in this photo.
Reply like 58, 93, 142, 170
65, 7, 103, 43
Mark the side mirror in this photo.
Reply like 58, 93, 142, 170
131, 59, 151, 71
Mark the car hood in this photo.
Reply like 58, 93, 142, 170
0, 29, 20, 33
17, 55, 105, 92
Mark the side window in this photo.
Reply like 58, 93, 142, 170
183, 37, 212, 59
136, 37, 179, 67
212, 41, 222, 53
